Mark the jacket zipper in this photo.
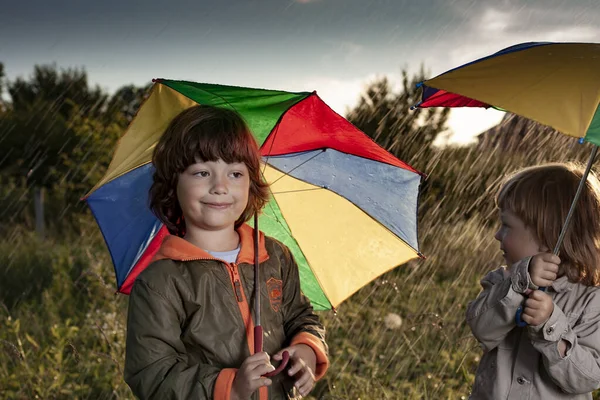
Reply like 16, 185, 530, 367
182, 257, 246, 302
229, 262, 244, 302
180, 257, 267, 400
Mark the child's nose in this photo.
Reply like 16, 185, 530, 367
494, 229, 502, 241
210, 176, 228, 193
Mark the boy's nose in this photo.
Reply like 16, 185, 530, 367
210, 176, 228, 194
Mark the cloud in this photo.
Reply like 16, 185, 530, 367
294, 74, 378, 115
418, 3, 600, 76
319, 39, 365, 65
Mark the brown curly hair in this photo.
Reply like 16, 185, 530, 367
149, 105, 270, 235
497, 162, 600, 286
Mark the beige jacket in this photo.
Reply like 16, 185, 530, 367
466, 257, 600, 399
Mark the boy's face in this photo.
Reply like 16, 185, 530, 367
177, 159, 250, 234
494, 209, 546, 266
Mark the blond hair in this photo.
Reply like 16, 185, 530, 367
497, 163, 600, 286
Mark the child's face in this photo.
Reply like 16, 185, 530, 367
494, 209, 547, 266
177, 159, 250, 233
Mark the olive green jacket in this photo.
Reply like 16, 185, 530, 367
124, 224, 329, 400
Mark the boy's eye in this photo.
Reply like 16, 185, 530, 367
194, 171, 209, 177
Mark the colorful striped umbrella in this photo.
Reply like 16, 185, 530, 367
415, 41, 600, 326
85, 80, 423, 312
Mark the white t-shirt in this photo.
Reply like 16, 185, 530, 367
206, 246, 241, 264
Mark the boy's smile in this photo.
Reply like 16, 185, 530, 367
202, 202, 234, 209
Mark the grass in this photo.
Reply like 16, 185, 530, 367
2, 115, 600, 399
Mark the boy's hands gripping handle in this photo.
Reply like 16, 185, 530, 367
254, 326, 289, 377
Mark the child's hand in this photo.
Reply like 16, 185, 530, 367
231, 352, 274, 400
528, 253, 560, 287
522, 290, 554, 326
273, 344, 316, 397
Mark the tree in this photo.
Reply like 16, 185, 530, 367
8, 64, 106, 120
105, 83, 152, 125
0, 64, 148, 235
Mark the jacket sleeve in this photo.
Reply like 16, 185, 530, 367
528, 300, 600, 394
124, 278, 236, 400
279, 244, 329, 380
465, 259, 532, 352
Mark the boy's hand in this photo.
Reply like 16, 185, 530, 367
528, 253, 560, 287
273, 344, 316, 397
522, 290, 554, 326
231, 352, 274, 400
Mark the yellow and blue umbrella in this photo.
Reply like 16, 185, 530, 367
85, 80, 424, 312
416, 42, 600, 143
415, 41, 600, 326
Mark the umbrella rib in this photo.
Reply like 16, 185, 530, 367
263, 199, 292, 236
259, 93, 315, 177
267, 149, 326, 187
270, 188, 325, 195
262, 122, 282, 176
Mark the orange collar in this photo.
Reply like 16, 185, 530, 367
153, 223, 270, 265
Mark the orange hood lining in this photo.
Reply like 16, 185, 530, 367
152, 223, 270, 265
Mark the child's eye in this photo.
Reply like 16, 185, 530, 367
194, 171, 209, 177
230, 172, 244, 178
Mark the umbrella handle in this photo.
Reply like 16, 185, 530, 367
254, 326, 290, 377
514, 305, 528, 327
515, 287, 546, 327
254, 325, 264, 352
265, 352, 290, 377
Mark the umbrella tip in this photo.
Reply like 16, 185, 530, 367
152, 78, 163, 83
418, 252, 427, 260
579, 138, 585, 144
410, 101, 423, 110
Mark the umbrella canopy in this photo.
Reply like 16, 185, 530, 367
417, 42, 600, 144
85, 80, 423, 311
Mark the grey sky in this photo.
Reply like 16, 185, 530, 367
2, 0, 599, 143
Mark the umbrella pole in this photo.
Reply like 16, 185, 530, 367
254, 213, 262, 352
552, 144, 599, 255
516, 144, 598, 327
253, 213, 290, 376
